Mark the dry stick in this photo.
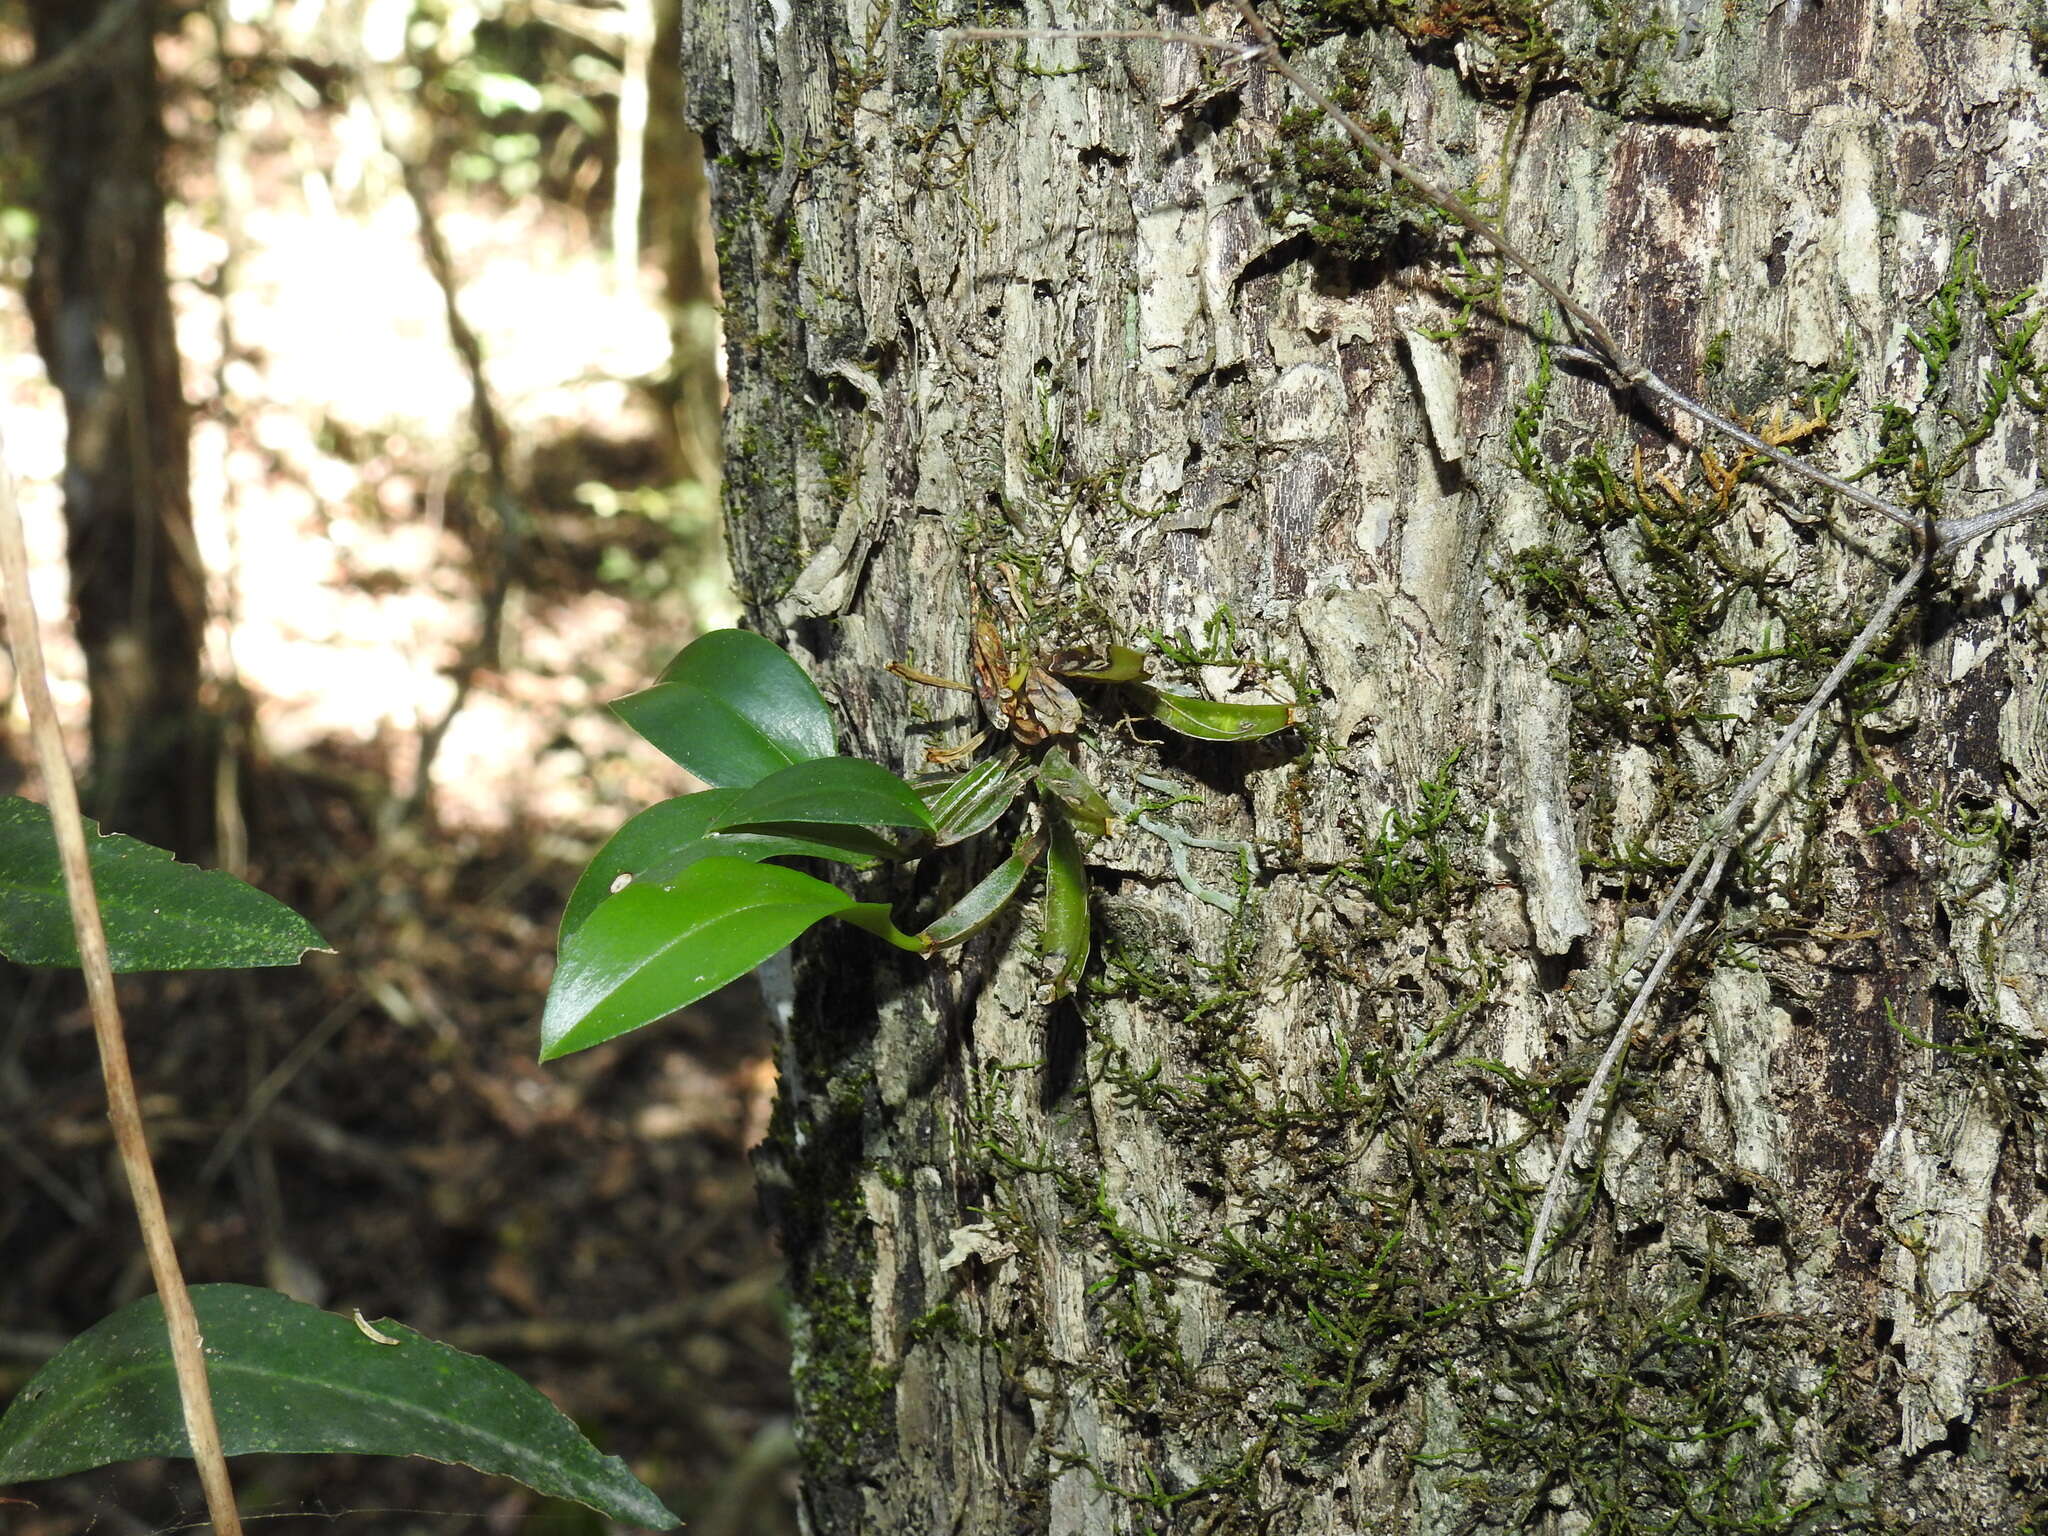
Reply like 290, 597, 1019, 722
1936, 483, 2048, 554
0, 427, 244, 1531
1520, 552, 1929, 1281
0, 0, 146, 114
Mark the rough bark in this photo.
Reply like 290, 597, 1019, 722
26, 0, 211, 857
687, 0, 2048, 1529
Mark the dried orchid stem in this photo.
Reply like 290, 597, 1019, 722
0, 422, 244, 1532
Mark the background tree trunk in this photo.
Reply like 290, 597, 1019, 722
26, 0, 211, 857
688, 1, 2048, 1528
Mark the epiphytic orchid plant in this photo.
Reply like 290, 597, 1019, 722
541, 619, 1296, 1060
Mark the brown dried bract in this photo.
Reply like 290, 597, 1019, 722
968, 575, 1081, 747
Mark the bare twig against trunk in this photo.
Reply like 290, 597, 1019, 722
350, 48, 522, 826
0, 0, 144, 113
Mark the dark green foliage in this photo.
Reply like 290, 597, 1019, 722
0, 1285, 676, 1528
0, 796, 327, 970
1268, 96, 1431, 268
1333, 750, 1475, 923
1865, 233, 2048, 514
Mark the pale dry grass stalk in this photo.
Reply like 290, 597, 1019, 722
0, 421, 244, 1532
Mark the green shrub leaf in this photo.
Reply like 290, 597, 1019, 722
0, 797, 328, 971
1039, 809, 1090, 1001
543, 857, 855, 1059
711, 757, 935, 839
0, 1285, 676, 1528
561, 792, 876, 941
611, 629, 835, 787
1140, 689, 1298, 743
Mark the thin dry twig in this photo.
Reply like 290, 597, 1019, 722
0, 0, 147, 114
0, 424, 244, 1530
1934, 484, 2048, 555
1520, 553, 1928, 1280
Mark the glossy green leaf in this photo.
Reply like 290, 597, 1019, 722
831, 902, 929, 953
561, 792, 736, 941
1052, 643, 1149, 683
919, 751, 1034, 846
611, 629, 835, 788
1140, 689, 1298, 743
703, 820, 908, 860
922, 832, 1043, 950
1036, 747, 1117, 840
543, 857, 855, 1060
0, 797, 328, 971
712, 757, 934, 839
0, 1285, 676, 1528
561, 793, 875, 942
1039, 809, 1090, 1001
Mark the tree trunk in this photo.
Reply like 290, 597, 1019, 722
27, 0, 211, 857
687, 2, 2048, 1528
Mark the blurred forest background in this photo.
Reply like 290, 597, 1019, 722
0, 1, 798, 1530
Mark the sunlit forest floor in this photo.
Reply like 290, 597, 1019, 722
0, 6, 798, 1532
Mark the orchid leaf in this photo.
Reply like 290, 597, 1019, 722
1039, 810, 1090, 1001
543, 857, 856, 1059
611, 629, 835, 788
1051, 643, 1149, 683
919, 751, 1035, 845
921, 832, 1044, 950
1140, 689, 1298, 743
1036, 748, 1117, 840
712, 757, 934, 838
561, 793, 875, 942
